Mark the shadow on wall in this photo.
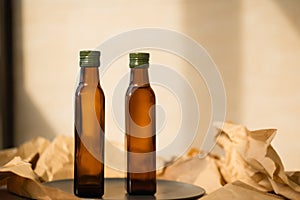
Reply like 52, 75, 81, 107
13, 1, 56, 146
274, 0, 300, 35
12, 0, 245, 147
182, 0, 242, 147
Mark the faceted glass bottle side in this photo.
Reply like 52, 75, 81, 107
74, 51, 105, 198
125, 53, 157, 195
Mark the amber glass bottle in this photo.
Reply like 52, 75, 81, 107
74, 50, 105, 198
125, 52, 156, 195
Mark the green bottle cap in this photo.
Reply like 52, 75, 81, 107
80, 50, 100, 67
129, 52, 149, 68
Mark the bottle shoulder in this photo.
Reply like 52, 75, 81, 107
75, 82, 104, 96
126, 84, 155, 98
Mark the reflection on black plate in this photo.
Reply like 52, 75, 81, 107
44, 178, 205, 200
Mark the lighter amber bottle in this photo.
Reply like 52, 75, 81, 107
74, 51, 105, 198
125, 52, 156, 195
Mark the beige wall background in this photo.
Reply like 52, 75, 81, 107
13, 0, 300, 170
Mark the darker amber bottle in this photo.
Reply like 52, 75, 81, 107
125, 52, 156, 195
74, 50, 105, 198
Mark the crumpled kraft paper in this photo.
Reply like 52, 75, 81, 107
0, 157, 39, 187
201, 181, 284, 200
215, 122, 300, 199
0, 156, 78, 199
0, 135, 81, 199
0, 122, 299, 199
0, 135, 124, 199
158, 148, 223, 194
33, 136, 73, 182
0, 148, 18, 167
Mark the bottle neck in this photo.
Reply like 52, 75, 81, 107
79, 67, 100, 85
130, 66, 149, 86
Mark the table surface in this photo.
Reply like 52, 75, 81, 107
45, 178, 205, 200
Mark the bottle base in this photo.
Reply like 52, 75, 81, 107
126, 191, 156, 196
74, 186, 104, 198
126, 179, 156, 196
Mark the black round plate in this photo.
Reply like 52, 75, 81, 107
44, 178, 205, 199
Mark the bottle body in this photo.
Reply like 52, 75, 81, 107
125, 53, 156, 195
74, 51, 104, 198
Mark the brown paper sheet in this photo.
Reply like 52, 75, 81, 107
0, 138, 79, 199
0, 156, 77, 199
0, 148, 18, 167
159, 149, 223, 194
0, 135, 124, 199
215, 122, 300, 199
34, 135, 74, 182
0, 122, 299, 199
15, 137, 50, 163
201, 181, 284, 200
7, 176, 79, 200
